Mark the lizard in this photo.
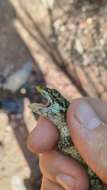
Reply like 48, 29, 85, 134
30, 85, 104, 190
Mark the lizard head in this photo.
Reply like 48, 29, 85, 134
36, 85, 69, 112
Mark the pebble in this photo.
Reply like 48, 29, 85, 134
75, 39, 84, 54
11, 176, 27, 190
86, 17, 93, 25
3, 62, 32, 92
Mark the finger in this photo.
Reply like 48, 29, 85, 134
87, 98, 107, 124
39, 150, 89, 190
27, 116, 59, 153
67, 99, 107, 184
41, 177, 64, 190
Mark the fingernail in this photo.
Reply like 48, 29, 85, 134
75, 102, 102, 129
56, 174, 75, 190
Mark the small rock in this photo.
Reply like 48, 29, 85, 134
11, 176, 27, 190
54, 20, 62, 31
86, 17, 93, 25
75, 39, 84, 54
3, 61, 33, 92
60, 25, 66, 32
20, 88, 27, 95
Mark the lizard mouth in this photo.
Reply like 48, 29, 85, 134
36, 85, 52, 107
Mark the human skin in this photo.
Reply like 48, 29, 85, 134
27, 98, 107, 190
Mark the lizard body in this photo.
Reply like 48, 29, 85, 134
30, 85, 104, 190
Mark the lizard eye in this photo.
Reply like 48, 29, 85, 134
52, 90, 60, 97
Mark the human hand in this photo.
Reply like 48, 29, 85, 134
27, 98, 107, 190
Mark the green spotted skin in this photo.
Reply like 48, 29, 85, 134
30, 86, 104, 190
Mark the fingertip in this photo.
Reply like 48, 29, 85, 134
27, 117, 59, 154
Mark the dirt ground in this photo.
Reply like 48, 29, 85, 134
1, 0, 107, 190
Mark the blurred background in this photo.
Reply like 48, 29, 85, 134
0, 0, 107, 189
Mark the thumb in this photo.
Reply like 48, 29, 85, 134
67, 99, 107, 184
